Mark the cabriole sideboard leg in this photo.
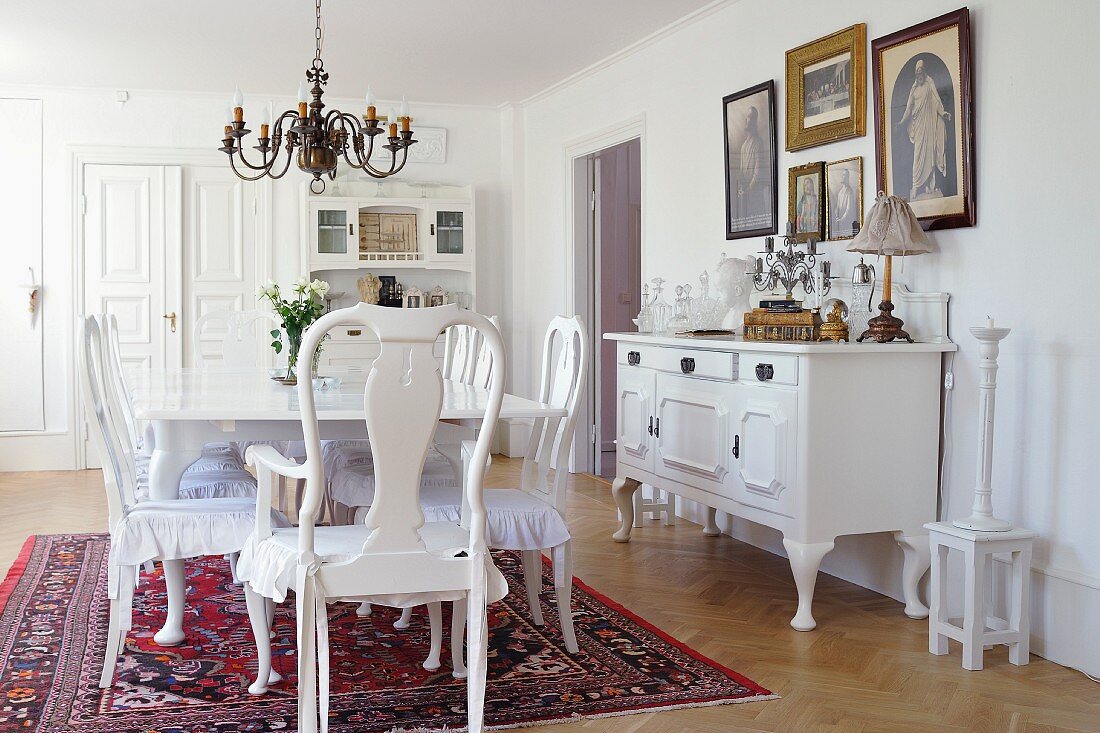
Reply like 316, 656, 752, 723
783, 537, 835, 631
611, 476, 641, 543
894, 531, 932, 619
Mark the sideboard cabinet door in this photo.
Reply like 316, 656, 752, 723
616, 366, 655, 472
653, 374, 735, 497
731, 385, 799, 517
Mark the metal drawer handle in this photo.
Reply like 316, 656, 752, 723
627, 350, 641, 366
648, 416, 653, 435
680, 357, 695, 374
732, 435, 740, 458
755, 363, 774, 381
347, 329, 362, 336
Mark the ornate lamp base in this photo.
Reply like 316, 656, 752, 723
856, 300, 913, 343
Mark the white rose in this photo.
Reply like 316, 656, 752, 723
311, 279, 330, 296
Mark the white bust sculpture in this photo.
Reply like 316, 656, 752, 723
713, 252, 753, 331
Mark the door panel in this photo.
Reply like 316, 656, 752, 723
83, 163, 182, 466
654, 374, 734, 496
615, 367, 654, 472
732, 385, 798, 517
84, 164, 182, 371
184, 167, 257, 366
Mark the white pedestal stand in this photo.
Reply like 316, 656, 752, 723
953, 323, 1013, 532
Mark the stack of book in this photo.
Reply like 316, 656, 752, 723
743, 304, 822, 342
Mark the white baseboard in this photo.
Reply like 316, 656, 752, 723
0, 432, 78, 471
677, 498, 1100, 678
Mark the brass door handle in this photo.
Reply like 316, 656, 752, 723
163, 312, 177, 333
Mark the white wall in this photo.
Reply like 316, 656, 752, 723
0, 85, 506, 471
514, 0, 1100, 675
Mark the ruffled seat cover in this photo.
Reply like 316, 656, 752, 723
236, 522, 507, 606
331, 481, 570, 552
133, 457, 258, 502
109, 497, 289, 584
329, 449, 458, 510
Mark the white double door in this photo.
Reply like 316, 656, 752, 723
82, 162, 260, 463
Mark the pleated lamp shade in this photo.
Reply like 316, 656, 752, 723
847, 193, 934, 257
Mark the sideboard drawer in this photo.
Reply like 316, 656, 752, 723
742, 354, 798, 386
619, 344, 736, 381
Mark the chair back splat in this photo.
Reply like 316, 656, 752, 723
193, 310, 282, 368
521, 316, 588, 514
294, 303, 506, 567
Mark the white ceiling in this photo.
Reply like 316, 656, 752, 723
0, 0, 719, 106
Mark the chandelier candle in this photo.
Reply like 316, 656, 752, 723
219, 0, 418, 192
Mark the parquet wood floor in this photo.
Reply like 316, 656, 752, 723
1, 461, 1097, 732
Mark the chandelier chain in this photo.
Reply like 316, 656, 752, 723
314, 0, 323, 62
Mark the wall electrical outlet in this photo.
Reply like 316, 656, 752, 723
944, 371, 954, 390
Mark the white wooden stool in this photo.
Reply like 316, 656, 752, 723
632, 483, 676, 527
925, 521, 1036, 671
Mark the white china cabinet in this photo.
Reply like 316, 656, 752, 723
300, 181, 476, 371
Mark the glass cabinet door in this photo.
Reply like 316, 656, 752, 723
316, 208, 349, 255
434, 209, 465, 255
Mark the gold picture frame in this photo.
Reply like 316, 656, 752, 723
788, 161, 825, 243
825, 156, 863, 240
786, 23, 866, 151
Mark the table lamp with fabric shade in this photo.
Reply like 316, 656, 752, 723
847, 193, 935, 343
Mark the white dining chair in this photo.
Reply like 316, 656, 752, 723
443, 322, 477, 382
324, 314, 500, 528
190, 309, 309, 513
236, 303, 507, 733
80, 316, 289, 689
192, 309, 282, 369
404, 316, 588, 663
100, 315, 257, 500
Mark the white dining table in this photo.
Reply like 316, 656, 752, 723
129, 367, 566, 646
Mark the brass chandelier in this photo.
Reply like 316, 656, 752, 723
219, 0, 417, 193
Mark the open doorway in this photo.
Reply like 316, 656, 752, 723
571, 138, 641, 478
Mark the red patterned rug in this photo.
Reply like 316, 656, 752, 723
0, 534, 774, 732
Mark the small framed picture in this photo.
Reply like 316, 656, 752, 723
428, 285, 448, 307
872, 8, 974, 229
788, 162, 826, 243
786, 24, 867, 151
404, 286, 423, 309
723, 80, 778, 240
825, 156, 863, 240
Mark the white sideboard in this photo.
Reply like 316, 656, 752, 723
606, 332, 956, 631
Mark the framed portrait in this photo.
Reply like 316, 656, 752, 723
404, 286, 423, 309
428, 285, 448, 307
723, 80, 778, 240
786, 24, 867, 151
872, 8, 974, 230
788, 162, 825, 243
825, 156, 863, 240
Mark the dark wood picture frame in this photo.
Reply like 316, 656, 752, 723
788, 161, 826, 243
723, 80, 778, 240
872, 7, 975, 230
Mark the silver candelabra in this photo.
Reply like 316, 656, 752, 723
748, 230, 832, 301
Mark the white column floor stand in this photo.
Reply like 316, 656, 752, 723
953, 323, 1013, 532
926, 521, 1035, 671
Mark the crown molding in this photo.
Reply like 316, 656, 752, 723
518, 0, 741, 108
